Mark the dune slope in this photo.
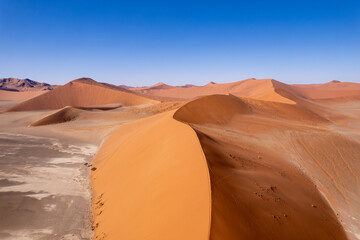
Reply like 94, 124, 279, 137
91, 111, 211, 240
5, 78, 157, 112
29, 106, 83, 126
174, 94, 354, 240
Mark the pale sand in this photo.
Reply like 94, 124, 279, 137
0, 132, 97, 240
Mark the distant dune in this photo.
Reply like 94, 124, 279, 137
131, 78, 299, 103
130, 78, 360, 103
290, 80, 360, 101
4, 78, 157, 112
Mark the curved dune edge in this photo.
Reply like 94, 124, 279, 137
91, 110, 212, 240
174, 94, 251, 125
29, 104, 123, 127
29, 106, 83, 127
173, 94, 349, 240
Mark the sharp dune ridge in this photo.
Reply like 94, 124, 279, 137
1, 78, 360, 240
91, 111, 212, 240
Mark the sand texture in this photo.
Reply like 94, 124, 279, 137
1, 78, 360, 240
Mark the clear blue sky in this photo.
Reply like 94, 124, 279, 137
0, 0, 359, 86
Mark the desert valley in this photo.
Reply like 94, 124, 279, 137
0, 77, 359, 240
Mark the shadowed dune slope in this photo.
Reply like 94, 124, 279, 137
91, 111, 211, 240
174, 94, 251, 124
173, 95, 353, 240
29, 106, 83, 126
5, 78, 157, 112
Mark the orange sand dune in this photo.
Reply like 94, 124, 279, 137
133, 82, 174, 91
175, 94, 327, 125
230, 79, 298, 104
291, 81, 360, 100
174, 94, 251, 124
5, 78, 157, 112
173, 94, 360, 240
132, 78, 299, 104
0, 89, 49, 100
91, 111, 211, 240
130, 78, 360, 103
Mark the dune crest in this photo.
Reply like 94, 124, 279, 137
91, 111, 211, 240
174, 94, 251, 124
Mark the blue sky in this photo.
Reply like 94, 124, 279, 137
0, 0, 359, 86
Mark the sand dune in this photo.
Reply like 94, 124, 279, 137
291, 80, 360, 100
2, 77, 360, 240
133, 82, 174, 91
91, 111, 211, 240
30, 104, 124, 127
5, 78, 157, 112
130, 78, 360, 104
29, 106, 84, 127
173, 93, 360, 240
131, 78, 299, 104
174, 94, 251, 124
